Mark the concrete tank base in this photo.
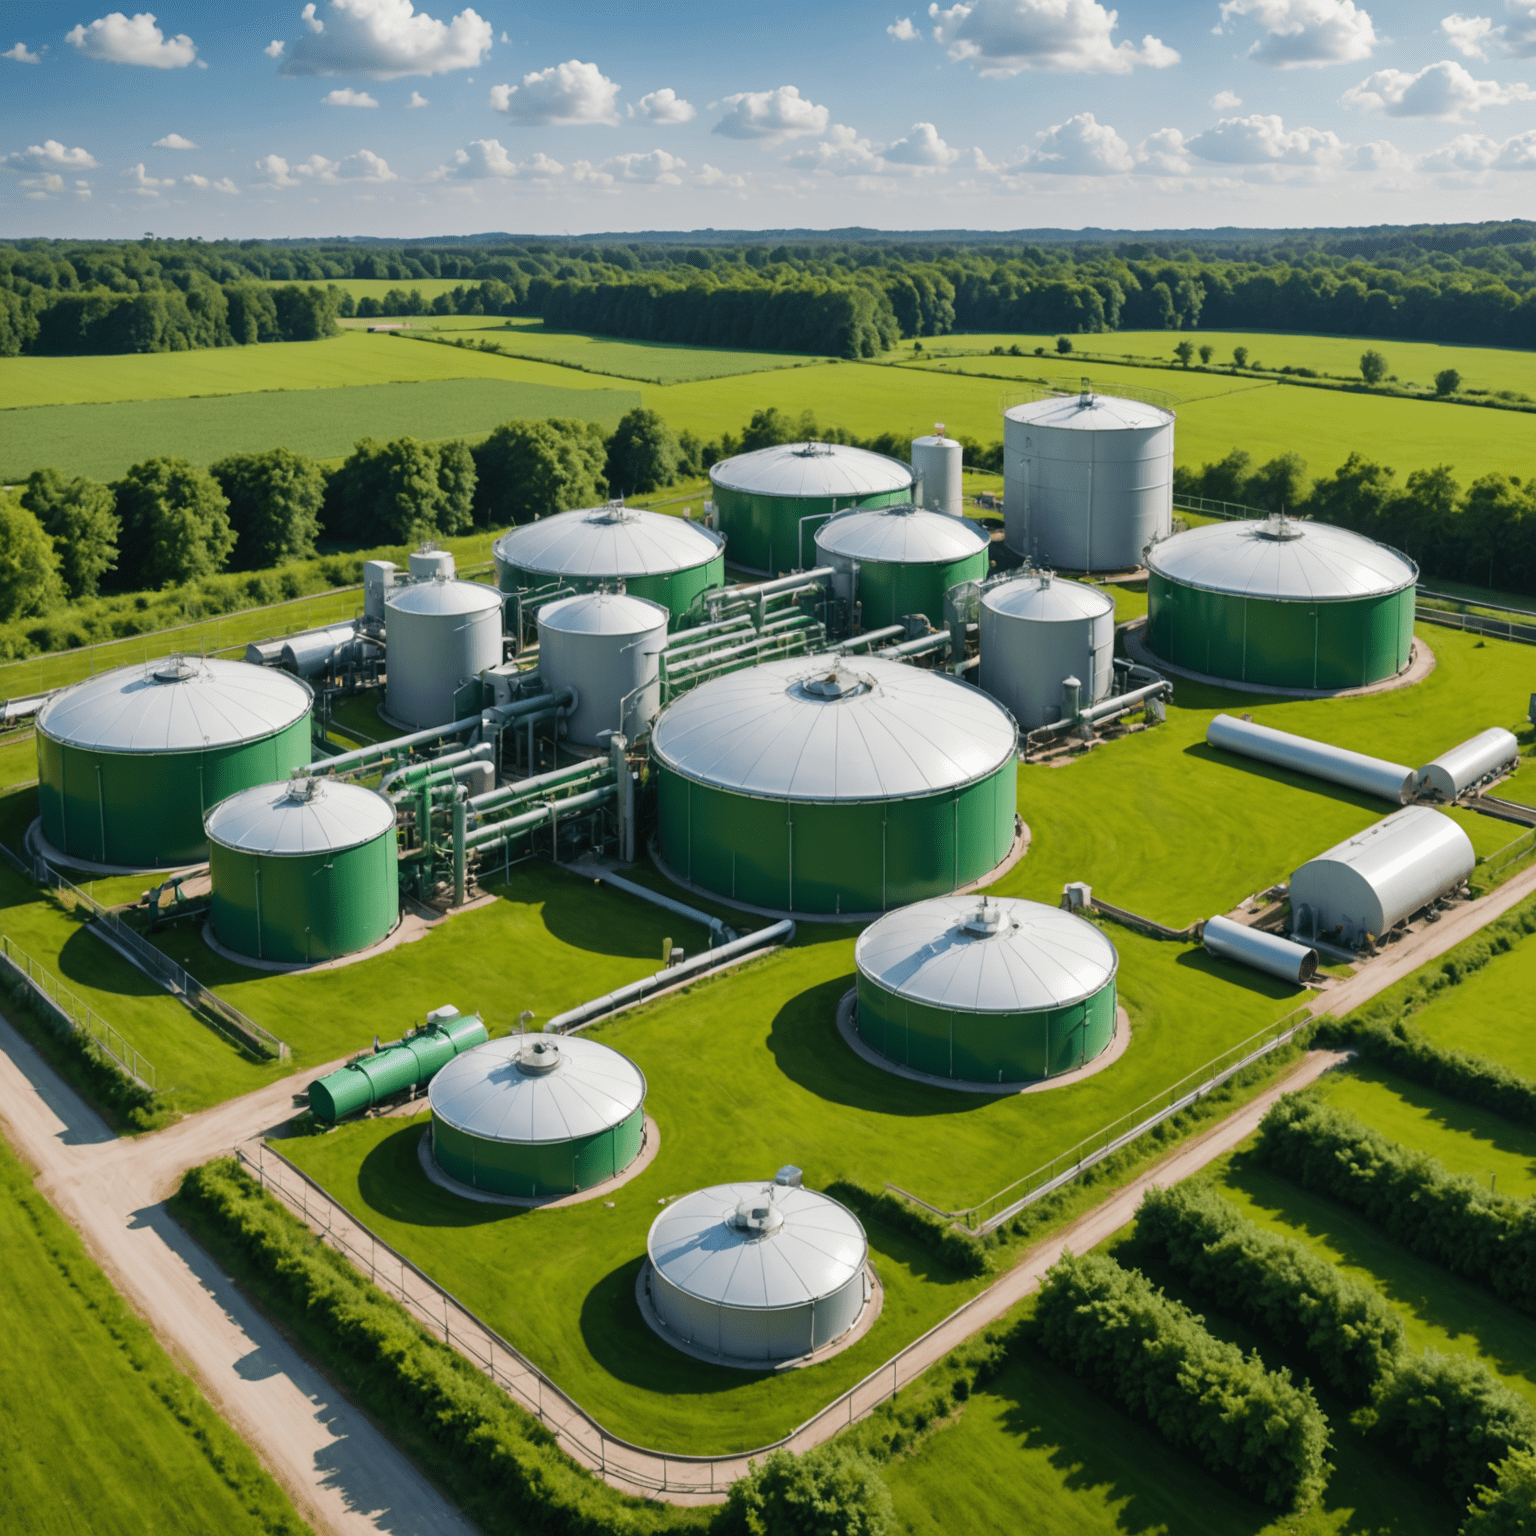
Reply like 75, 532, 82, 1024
838, 989, 1132, 1094
1122, 619, 1435, 700
635, 1257, 883, 1372
200, 915, 404, 974
25, 818, 206, 880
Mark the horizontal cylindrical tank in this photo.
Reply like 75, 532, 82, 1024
281, 624, 365, 680
912, 427, 963, 517
646, 1180, 869, 1363
1202, 915, 1318, 985
205, 777, 399, 964
1003, 391, 1174, 572
494, 504, 724, 618
856, 895, 1119, 1083
1146, 516, 1417, 690
429, 1034, 646, 1198
709, 443, 915, 574
309, 1007, 488, 1122
35, 657, 313, 868
1206, 714, 1415, 804
536, 591, 668, 746
1417, 727, 1521, 801
978, 573, 1115, 731
1291, 806, 1475, 948
385, 576, 504, 729
653, 655, 1019, 916
813, 504, 989, 629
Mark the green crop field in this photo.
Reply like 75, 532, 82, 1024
0, 1131, 307, 1534
1409, 926, 1536, 1078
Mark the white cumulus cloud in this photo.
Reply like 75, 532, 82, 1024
1352, 139, 1417, 174
447, 139, 567, 179
181, 172, 238, 192
406, 88, 428, 106
928, 0, 1179, 76
153, 131, 197, 148
606, 149, 688, 183
1217, 0, 1377, 67
1422, 126, 1536, 167
1, 140, 100, 172
66, 11, 197, 68
1507, 0, 1536, 55
888, 16, 920, 37
490, 60, 620, 124
3, 41, 43, 62
713, 85, 830, 141
1341, 58, 1533, 118
1016, 111, 1135, 172
293, 148, 397, 180
787, 121, 961, 175
254, 153, 300, 187
632, 87, 695, 123
22, 174, 64, 198
324, 86, 380, 105
1137, 126, 1192, 173
1210, 88, 1243, 107
1442, 1, 1536, 57
1441, 11, 1495, 55
885, 121, 962, 166
265, 39, 285, 57
1186, 111, 1350, 164
122, 161, 175, 195
278, 0, 490, 78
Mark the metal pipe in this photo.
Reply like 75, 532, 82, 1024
1206, 713, 1415, 804
664, 633, 796, 678
380, 742, 492, 797
300, 712, 486, 777
0, 692, 50, 724
1203, 914, 1318, 985
568, 864, 736, 946
878, 630, 949, 660
452, 790, 467, 906
831, 625, 905, 653
468, 757, 611, 812
718, 568, 834, 603
664, 617, 754, 658
1079, 678, 1170, 723
462, 783, 617, 850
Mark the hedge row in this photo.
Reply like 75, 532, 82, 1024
1034, 1251, 1330, 1511
1464, 1449, 1536, 1533
1254, 1095, 1536, 1314
824, 1180, 991, 1278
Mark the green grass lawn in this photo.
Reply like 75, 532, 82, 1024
0, 1131, 308, 1534
1408, 925, 1536, 1078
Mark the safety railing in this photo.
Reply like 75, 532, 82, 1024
1171, 493, 1258, 522
1484, 825, 1536, 876
1414, 605, 1536, 647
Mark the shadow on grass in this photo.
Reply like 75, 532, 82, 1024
356, 1122, 517, 1232
1183, 741, 1389, 814
1173, 945, 1310, 1001
56, 924, 167, 1000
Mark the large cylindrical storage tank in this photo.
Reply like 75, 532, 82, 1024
1003, 392, 1174, 571
978, 573, 1115, 731
912, 427, 963, 516
536, 591, 669, 746
813, 504, 989, 629
493, 504, 724, 619
653, 655, 1019, 916
384, 576, 503, 729
855, 896, 1119, 1082
646, 1181, 869, 1363
204, 777, 398, 964
35, 658, 312, 869
709, 443, 915, 575
1146, 516, 1417, 690
428, 1034, 646, 1198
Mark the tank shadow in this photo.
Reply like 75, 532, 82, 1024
1172, 945, 1307, 1000
502, 863, 714, 960
1183, 741, 1388, 813
56, 924, 166, 999
356, 1122, 517, 1231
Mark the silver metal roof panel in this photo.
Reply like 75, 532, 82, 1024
1004, 394, 1174, 432
650, 654, 1017, 801
710, 443, 914, 500
385, 576, 504, 617
814, 504, 988, 565
536, 590, 671, 637
980, 573, 1115, 624
204, 778, 395, 856
495, 505, 722, 579
36, 657, 311, 755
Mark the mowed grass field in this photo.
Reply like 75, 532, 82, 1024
1410, 925, 1536, 1078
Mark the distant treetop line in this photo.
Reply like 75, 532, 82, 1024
2, 221, 1534, 360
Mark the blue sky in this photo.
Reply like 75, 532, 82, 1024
2, 0, 1534, 237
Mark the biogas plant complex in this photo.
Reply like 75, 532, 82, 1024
18, 381, 1532, 1488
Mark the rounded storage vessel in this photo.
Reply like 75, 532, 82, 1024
309, 1008, 488, 1122
813, 504, 989, 630
428, 1034, 646, 1198
652, 655, 1018, 916
1003, 391, 1174, 571
536, 591, 669, 746
911, 427, 963, 516
1145, 515, 1417, 690
35, 657, 312, 869
646, 1180, 869, 1363
855, 896, 1119, 1083
205, 777, 397, 965
709, 443, 914, 575
979, 573, 1116, 731
385, 576, 504, 729
493, 504, 724, 619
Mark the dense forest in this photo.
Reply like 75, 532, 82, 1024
2, 222, 1534, 358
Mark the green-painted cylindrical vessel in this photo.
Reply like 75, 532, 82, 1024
855, 897, 1119, 1083
35, 658, 312, 868
310, 1010, 488, 1122
428, 1035, 647, 1198
710, 443, 915, 574
652, 655, 1019, 916
1145, 517, 1417, 690
205, 778, 398, 964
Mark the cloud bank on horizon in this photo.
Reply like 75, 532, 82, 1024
3, 0, 1535, 233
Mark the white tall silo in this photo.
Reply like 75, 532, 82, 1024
536, 590, 669, 746
911, 424, 964, 517
1003, 390, 1174, 571
978, 573, 1115, 731
385, 576, 503, 728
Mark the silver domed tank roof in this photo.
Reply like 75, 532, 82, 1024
980, 573, 1115, 624
814, 504, 988, 565
1147, 517, 1417, 601
495, 504, 722, 579
856, 895, 1118, 1013
650, 654, 1017, 802
1003, 393, 1174, 432
204, 777, 395, 856
710, 442, 914, 499
37, 657, 311, 755
385, 575, 504, 617
536, 590, 670, 637
647, 1182, 866, 1310
428, 1034, 645, 1144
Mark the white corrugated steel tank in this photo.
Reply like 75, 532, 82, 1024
536, 590, 669, 746
1003, 391, 1174, 571
385, 576, 503, 729
1416, 728, 1521, 801
912, 426, 964, 516
1290, 806, 1475, 947
978, 573, 1115, 731
409, 549, 456, 581
646, 1180, 869, 1363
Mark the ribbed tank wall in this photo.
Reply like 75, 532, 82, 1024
846, 551, 989, 630
978, 603, 1115, 731
711, 487, 912, 575
430, 1103, 644, 1197
1146, 578, 1416, 688
502, 554, 724, 618
656, 762, 1017, 915
208, 832, 398, 964
856, 974, 1117, 1082
309, 1016, 488, 1121
650, 1266, 865, 1361
37, 715, 312, 868
385, 598, 502, 729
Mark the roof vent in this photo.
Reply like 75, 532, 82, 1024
152, 656, 200, 684
1255, 511, 1304, 541
593, 501, 638, 525
516, 1038, 564, 1075
962, 897, 1009, 938
800, 669, 869, 701
792, 441, 834, 458
731, 1189, 785, 1236
284, 776, 323, 805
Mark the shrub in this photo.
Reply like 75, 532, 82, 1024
1463, 1448, 1536, 1533
1436, 368, 1463, 397
824, 1181, 990, 1277
720, 1443, 895, 1536
0, 491, 65, 621
1360, 349, 1388, 384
